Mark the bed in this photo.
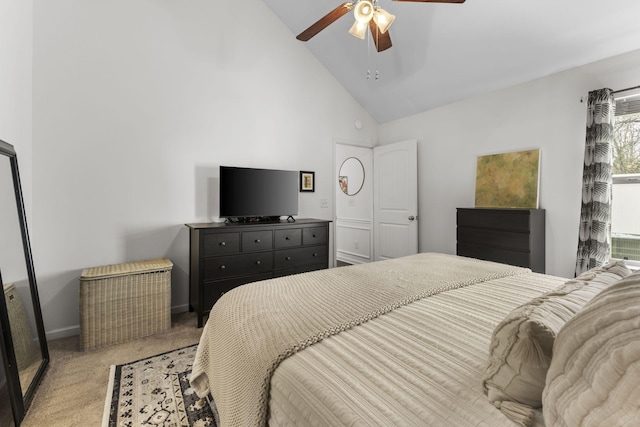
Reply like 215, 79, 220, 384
189, 253, 639, 427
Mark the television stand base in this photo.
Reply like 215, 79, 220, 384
225, 216, 293, 224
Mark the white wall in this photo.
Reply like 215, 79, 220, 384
30, 0, 379, 338
0, 0, 33, 389
0, 0, 33, 203
335, 143, 373, 264
379, 48, 640, 279
1, 0, 33, 278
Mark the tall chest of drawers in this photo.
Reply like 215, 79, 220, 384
186, 219, 330, 327
456, 208, 545, 273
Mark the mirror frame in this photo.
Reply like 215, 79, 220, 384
0, 139, 49, 426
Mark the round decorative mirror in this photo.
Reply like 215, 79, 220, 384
338, 157, 365, 196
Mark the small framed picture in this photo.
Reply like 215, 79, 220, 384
300, 171, 315, 192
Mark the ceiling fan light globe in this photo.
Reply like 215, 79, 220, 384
373, 8, 395, 34
349, 20, 368, 39
354, 1, 374, 23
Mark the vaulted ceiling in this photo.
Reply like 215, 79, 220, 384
263, 0, 640, 123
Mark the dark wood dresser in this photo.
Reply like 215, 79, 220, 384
456, 208, 545, 273
186, 218, 330, 327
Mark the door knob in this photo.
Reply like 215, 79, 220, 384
408, 216, 416, 221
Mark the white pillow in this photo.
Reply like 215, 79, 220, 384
542, 270, 640, 427
483, 261, 631, 426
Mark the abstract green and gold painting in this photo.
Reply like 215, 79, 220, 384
475, 149, 540, 208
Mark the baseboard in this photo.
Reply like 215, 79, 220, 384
46, 325, 80, 341
337, 251, 370, 265
45, 304, 193, 341
171, 303, 190, 314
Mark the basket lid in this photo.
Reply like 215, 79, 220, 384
80, 258, 173, 280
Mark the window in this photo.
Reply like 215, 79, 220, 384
612, 88, 640, 266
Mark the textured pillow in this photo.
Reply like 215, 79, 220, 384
543, 270, 640, 427
483, 261, 631, 426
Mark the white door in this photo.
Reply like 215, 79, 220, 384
373, 140, 418, 260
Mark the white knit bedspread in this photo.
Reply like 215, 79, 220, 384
190, 253, 541, 427
268, 271, 567, 426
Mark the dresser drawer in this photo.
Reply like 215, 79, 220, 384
457, 243, 530, 269
275, 228, 302, 248
457, 227, 530, 251
457, 209, 531, 232
203, 232, 240, 256
273, 264, 326, 278
242, 230, 273, 252
275, 246, 327, 270
303, 226, 327, 246
204, 252, 273, 280
203, 273, 273, 312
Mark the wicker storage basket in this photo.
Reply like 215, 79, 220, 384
79, 258, 172, 351
3, 283, 39, 370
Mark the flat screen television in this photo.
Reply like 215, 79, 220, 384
219, 166, 299, 220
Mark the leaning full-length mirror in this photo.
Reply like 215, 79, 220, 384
0, 140, 49, 426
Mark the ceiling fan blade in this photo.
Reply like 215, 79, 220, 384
393, 0, 465, 3
296, 2, 354, 42
369, 20, 392, 52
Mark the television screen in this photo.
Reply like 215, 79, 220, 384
219, 166, 299, 219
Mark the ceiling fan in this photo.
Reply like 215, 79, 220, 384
296, 0, 466, 52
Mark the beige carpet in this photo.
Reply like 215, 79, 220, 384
18, 311, 203, 427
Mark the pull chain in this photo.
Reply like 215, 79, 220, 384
373, 44, 380, 81
365, 23, 380, 81
366, 25, 371, 80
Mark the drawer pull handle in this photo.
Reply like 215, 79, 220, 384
256, 260, 261, 265
285, 256, 291, 261
220, 241, 226, 246
285, 237, 290, 240
220, 265, 226, 270
313, 234, 317, 238
255, 239, 261, 243
313, 253, 318, 257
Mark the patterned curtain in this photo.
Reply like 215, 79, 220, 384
575, 88, 615, 276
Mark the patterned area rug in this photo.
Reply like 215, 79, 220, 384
104, 344, 217, 427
